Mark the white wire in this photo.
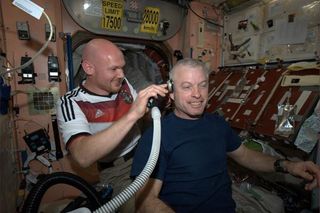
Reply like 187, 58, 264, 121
1, 11, 53, 77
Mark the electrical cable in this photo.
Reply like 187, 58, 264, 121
187, 2, 224, 28
14, 118, 48, 132
1, 10, 53, 77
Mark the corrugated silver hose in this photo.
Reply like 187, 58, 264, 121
94, 107, 162, 213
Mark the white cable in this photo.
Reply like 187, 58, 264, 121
23, 152, 36, 169
36, 155, 53, 174
36, 155, 51, 167
94, 107, 162, 213
1, 11, 53, 77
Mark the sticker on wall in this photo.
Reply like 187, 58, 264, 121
140, 6, 160, 34
101, 0, 124, 31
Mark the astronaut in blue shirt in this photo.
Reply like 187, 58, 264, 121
130, 58, 320, 213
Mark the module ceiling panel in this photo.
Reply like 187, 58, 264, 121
196, 0, 257, 10
62, 0, 186, 41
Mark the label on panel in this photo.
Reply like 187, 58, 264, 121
102, 0, 124, 31
140, 6, 160, 34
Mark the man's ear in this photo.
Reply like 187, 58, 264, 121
82, 60, 95, 75
169, 92, 174, 100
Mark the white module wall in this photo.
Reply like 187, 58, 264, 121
223, 4, 263, 65
223, 0, 320, 66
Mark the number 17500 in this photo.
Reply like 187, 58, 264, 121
102, 15, 121, 30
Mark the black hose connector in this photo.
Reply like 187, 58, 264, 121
22, 172, 103, 213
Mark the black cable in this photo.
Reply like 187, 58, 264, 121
187, 2, 224, 28
51, 114, 63, 159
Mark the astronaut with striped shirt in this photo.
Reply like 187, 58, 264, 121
56, 38, 167, 212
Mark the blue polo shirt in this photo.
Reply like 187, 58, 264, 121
131, 112, 241, 213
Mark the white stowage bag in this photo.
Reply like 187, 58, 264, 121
294, 100, 320, 153
233, 182, 285, 213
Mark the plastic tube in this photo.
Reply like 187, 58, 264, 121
94, 106, 162, 213
1, 11, 53, 77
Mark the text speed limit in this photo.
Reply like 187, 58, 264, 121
102, 0, 123, 31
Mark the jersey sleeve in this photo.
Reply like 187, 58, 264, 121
56, 95, 91, 146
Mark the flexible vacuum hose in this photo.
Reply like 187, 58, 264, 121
94, 106, 162, 213
21, 172, 103, 213
22, 106, 162, 213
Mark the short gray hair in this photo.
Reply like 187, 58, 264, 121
169, 58, 209, 81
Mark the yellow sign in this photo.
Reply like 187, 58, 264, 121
140, 7, 160, 34
102, 0, 124, 31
